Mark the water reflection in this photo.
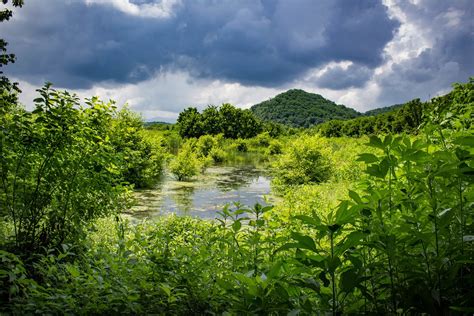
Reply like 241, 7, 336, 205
169, 186, 194, 212
129, 163, 273, 219
215, 166, 263, 191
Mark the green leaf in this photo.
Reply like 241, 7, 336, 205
336, 231, 366, 255
327, 256, 341, 274
232, 220, 241, 232
340, 269, 359, 293
65, 265, 80, 278
383, 134, 393, 146
267, 261, 283, 279
276, 243, 301, 253
356, 153, 379, 163
368, 136, 384, 149
453, 136, 474, 147
335, 201, 354, 225
293, 215, 321, 227
348, 190, 363, 204
379, 157, 390, 178
300, 278, 320, 293
290, 232, 317, 252
408, 150, 429, 162
160, 284, 172, 297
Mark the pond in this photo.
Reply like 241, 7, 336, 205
128, 162, 275, 220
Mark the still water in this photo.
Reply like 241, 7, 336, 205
129, 164, 274, 220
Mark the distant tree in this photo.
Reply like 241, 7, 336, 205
201, 105, 221, 135
177, 107, 203, 138
237, 109, 262, 138
177, 103, 265, 139
219, 103, 240, 138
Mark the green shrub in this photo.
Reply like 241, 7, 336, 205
0, 84, 131, 252
235, 139, 248, 152
253, 132, 271, 147
209, 147, 226, 163
169, 145, 202, 180
266, 140, 282, 155
111, 108, 165, 188
272, 135, 332, 186
196, 135, 217, 157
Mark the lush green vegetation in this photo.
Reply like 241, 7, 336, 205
177, 104, 266, 139
316, 98, 426, 137
363, 103, 403, 116
251, 89, 360, 128
1, 4, 473, 314
1, 79, 472, 314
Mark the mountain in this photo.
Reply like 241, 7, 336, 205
364, 103, 404, 116
250, 89, 360, 128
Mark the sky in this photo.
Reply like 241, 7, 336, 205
2, 0, 473, 122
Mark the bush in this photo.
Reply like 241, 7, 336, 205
253, 132, 271, 147
266, 140, 282, 155
272, 135, 332, 186
0, 84, 131, 252
196, 135, 218, 157
209, 147, 226, 163
235, 139, 248, 152
111, 108, 165, 188
169, 144, 202, 180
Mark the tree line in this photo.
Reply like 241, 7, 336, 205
316, 98, 426, 137
177, 103, 289, 139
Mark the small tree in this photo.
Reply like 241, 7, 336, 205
272, 135, 332, 187
169, 144, 202, 181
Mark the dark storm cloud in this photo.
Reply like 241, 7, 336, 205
375, 0, 474, 105
1, 0, 398, 89
315, 64, 372, 90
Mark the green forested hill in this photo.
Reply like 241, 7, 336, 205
363, 103, 403, 116
250, 89, 360, 127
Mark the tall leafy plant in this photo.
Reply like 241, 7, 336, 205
0, 84, 130, 253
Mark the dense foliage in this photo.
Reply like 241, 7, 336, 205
363, 103, 403, 116
251, 89, 360, 128
0, 84, 164, 254
317, 98, 425, 137
177, 103, 264, 139
272, 135, 333, 187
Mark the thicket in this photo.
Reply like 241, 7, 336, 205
177, 104, 262, 139
0, 83, 164, 254
317, 98, 426, 137
272, 135, 333, 187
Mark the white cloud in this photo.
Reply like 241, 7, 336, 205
15, 66, 385, 122
12, 0, 471, 121
15, 71, 281, 121
84, 0, 181, 18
